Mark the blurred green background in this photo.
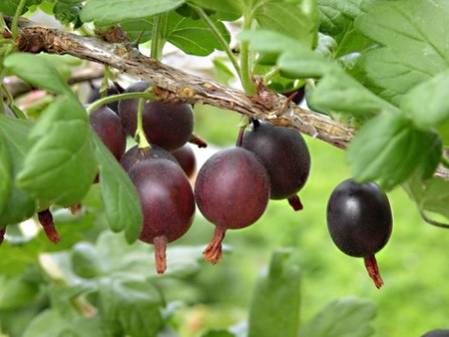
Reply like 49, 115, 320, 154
1, 104, 449, 337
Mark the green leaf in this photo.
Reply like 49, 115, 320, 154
254, 0, 319, 47
403, 173, 449, 225
71, 242, 103, 279
92, 135, 142, 243
80, 0, 185, 24
53, 0, 83, 26
308, 68, 396, 117
239, 30, 305, 56
317, 1, 370, 58
299, 297, 376, 337
239, 30, 329, 75
0, 275, 39, 310
0, 0, 43, 16
186, 0, 242, 20
318, 0, 362, 36
315, 33, 337, 59
122, 11, 231, 56
0, 212, 99, 277
333, 23, 371, 58
278, 50, 333, 78
94, 231, 205, 278
0, 116, 35, 225
22, 310, 104, 337
248, 249, 301, 337
347, 113, 441, 190
48, 282, 97, 320
213, 58, 234, 84
4, 53, 71, 95
98, 278, 164, 337
0, 132, 12, 217
52, 232, 203, 283
355, 0, 449, 105
17, 95, 97, 206
46, 230, 203, 285
158, 13, 230, 56
401, 70, 449, 129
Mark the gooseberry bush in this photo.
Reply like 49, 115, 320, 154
0, 0, 449, 336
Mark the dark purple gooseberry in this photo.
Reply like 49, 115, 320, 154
87, 85, 123, 113
422, 330, 449, 337
242, 121, 310, 211
326, 179, 392, 289
120, 145, 177, 173
195, 147, 270, 264
90, 106, 126, 161
129, 159, 195, 274
118, 82, 194, 150
171, 145, 196, 178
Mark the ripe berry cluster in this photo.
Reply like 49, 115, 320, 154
88, 82, 314, 274
34, 82, 394, 286
196, 120, 312, 263
91, 83, 197, 274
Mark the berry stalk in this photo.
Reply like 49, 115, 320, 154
203, 227, 226, 264
38, 209, 60, 243
188, 134, 208, 148
364, 255, 384, 289
153, 235, 168, 274
135, 97, 151, 149
288, 195, 303, 211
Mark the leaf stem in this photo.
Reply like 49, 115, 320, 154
86, 92, 154, 114
263, 67, 280, 85
0, 15, 8, 34
10, 103, 27, 119
151, 15, 162, 60
135, 98, 150, 149
0, 83, 26, 118
193, 6, 242, 80
99, 66, 112, 96
236, 115, 250, 146
11, 0, 27, 39
240, 15, 256, 95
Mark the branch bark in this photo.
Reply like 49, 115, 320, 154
8, 18, 353, 149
